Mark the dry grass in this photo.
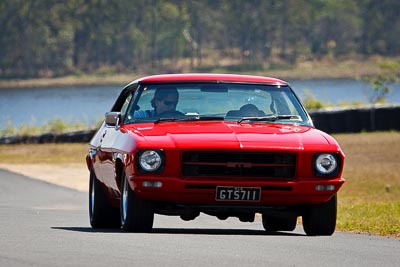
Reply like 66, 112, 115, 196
256, 57, 388, 80
0, 132, 399, 237
0, 143, 87, 164
0, 73, 141, 89
334, 132, 400, 203
333, 132, 400, 237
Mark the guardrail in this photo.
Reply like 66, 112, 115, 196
0, 130, 96, 144
309, 105, 400, 133
1, 105, 399, 144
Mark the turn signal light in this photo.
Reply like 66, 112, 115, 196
315, 185, 335, 191
142, 181, 163, 188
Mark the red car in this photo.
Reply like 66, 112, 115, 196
86, 73, 345, 235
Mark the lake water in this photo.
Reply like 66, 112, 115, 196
1, 79, 399, 131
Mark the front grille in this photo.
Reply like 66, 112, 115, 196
181, 151, 296, 179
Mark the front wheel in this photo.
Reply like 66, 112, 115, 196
89, 169, 120, 228
302, 194, 337, 236
120, 172, 154, 232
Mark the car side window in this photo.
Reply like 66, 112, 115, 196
120, 93, 132, 115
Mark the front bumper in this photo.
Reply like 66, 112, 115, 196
129, 175, 345, 206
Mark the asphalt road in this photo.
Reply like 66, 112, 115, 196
0, 169, 399, 267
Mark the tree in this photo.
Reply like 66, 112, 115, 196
364, 74, 398, 104
363, 73, 399, 131
1, 0, 400, 78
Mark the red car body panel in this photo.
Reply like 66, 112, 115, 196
130, 73, 288, 85
89, 121, 344, 207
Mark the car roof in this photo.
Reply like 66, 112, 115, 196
129, 73, 288, 86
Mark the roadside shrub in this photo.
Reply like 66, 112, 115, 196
45, 119, 68, 134
303, 89, 325, 110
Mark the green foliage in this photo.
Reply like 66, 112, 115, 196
0, 118, 99, 137
337, 101, 365, 107
378, 59, 400, 71
302, 89, 326, 110
95, 65, 116, 77
363, 74, 399, 104
44, 119, 69, 134
1, 1, 400, 78
337, 202, 400, 237
0, 119, 17, 136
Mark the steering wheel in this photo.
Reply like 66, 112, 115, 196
157, 110, 185, 117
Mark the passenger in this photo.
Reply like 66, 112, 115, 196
239, 104, 265, 117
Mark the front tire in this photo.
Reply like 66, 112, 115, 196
89, 169, 121, 228
302, 194, 337, 236
120, 172, 154, 232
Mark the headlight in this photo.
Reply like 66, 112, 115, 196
138, 150, 164, 172
314, 153, 339, 176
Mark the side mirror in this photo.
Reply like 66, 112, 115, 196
105, 112, 121, 127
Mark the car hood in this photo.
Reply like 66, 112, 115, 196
122, 121, 338, 151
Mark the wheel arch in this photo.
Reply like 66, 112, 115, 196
114, 154, 125, 192
86, 149, 96, 171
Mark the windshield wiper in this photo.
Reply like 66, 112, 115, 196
154, 117, 181, 123
155, 116, 224, 123
237, 115, 301, 123
191, 116, 225, 121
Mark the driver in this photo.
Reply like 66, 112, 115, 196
134, 87, 179, 118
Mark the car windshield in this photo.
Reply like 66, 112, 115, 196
124, 83, 311, 126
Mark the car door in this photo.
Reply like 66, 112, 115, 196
97, 86, 135, 194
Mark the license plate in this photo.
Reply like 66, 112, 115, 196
216, 186, 261, 202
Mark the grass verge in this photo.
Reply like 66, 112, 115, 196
333, 132, 400, 237
0, 132, 399, 237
